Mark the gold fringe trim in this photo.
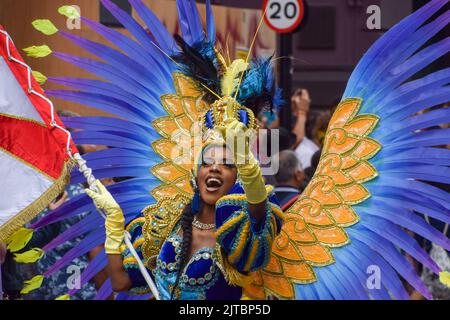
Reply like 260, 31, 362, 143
215, 244, 254, 288
0, 159, 76, 242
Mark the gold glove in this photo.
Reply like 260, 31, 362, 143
220, 119, 267, 204
85, 180, 124, 254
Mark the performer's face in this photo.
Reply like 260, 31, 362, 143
197, 145, 237, 206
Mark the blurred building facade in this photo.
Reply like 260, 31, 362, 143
0, 0, 276, 116
291, 0, 416, 110
0, 0, 444, 115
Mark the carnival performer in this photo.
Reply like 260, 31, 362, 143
7, 0, 450, 300
85, 107, 283, 299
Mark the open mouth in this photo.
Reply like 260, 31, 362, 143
205, 176, 223, 192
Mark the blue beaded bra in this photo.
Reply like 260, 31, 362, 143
154, 230, 224, 300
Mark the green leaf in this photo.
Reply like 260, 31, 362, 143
32, 70, 47, 85
32, 19, 58, 35
23, 45, 52, 58
58, 5, 80, 19
20, 275, 44, 294
6, 228, 34, 252
14, 248, 45, 263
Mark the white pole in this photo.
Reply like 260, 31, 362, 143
124, 231, 160, 300
73, 153, 160, 300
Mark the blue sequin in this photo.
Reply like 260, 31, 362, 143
205, 110, 214, 129
238, 109, 249, 126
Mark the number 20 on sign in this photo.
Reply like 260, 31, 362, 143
263, 0, 305, 33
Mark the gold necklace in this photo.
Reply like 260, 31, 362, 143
192, 217, 215, 230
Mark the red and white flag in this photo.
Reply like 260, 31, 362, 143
0, 26, 78, 242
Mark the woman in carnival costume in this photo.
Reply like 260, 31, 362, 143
88, 117, 284, 300
13, 0, 450, 300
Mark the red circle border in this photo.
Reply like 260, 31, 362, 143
263, 0, 305, 34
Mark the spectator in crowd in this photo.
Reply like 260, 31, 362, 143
291, 89, 320, 168
306, 109, 331, 148
261, 88, 328, 187
278, 127, 297, 152
261, 126, 297, 186
273, 150, 305, 210
303, 149, 321, 188
258, 110, 280, 129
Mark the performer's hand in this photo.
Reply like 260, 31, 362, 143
85, 180, 120, 212
219, 119, 267, 205
48, 191, 68, 211
291, 89, 311, 117
218, 118, 253, 166
217, 118, 248, 137
85, 180, 125, 255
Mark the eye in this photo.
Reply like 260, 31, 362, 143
224, 163, 236, 169
222, 158, 236, 169
201, 157, 215, 166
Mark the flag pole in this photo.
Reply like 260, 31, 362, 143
73, 153, 160, 300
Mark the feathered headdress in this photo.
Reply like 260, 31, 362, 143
172, 36, 283, 129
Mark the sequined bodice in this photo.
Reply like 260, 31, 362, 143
158, 233, 217, 279
154, 233, 229, 300
122, 183, 280, 299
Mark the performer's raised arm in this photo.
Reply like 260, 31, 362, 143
85, 181, 132, 292
220, 117, 269, 221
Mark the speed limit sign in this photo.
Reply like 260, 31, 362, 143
263, 0, 305, 33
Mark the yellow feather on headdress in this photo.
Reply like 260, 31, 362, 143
221, 59, 248, 97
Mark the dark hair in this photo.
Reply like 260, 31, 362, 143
278, 127, 296, 151
274, 150, 302, 184
170, 202, 195, 299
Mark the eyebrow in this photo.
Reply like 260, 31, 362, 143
203, 156, 233, 163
